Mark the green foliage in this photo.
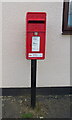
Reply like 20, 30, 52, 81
21, 102, 44, 118
21, 113, 33, 118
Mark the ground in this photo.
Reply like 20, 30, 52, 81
1, 95, 72, 118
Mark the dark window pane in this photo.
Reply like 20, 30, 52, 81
68, 0, 72, 27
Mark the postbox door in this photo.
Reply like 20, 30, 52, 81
26, 32, 46, 59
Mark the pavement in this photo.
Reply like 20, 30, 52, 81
1, 95, 72, 118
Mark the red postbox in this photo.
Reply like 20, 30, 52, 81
26, 12, 46, 59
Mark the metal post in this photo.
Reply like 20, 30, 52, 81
31, 59, 37, 109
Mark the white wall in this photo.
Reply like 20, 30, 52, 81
2, 2, 70, 88
0, 3, 2, 88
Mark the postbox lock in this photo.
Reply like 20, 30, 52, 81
34, 32, 38, 35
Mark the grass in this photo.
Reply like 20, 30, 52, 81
21, 102, 44, 118
21, 113, 33, 118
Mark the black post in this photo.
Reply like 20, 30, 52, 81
31, 59, 37, 109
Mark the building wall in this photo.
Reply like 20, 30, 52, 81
0, 3, 2, 88
2, 2, 70, 87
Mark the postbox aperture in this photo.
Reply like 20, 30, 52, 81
26, 12, 46, 59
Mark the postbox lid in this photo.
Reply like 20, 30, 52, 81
26, 12, 46, 32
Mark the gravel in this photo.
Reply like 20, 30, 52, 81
2, 95, 72, 118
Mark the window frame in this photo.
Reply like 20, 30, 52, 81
62, 1, 72, 35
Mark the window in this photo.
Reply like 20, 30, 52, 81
62, 0, 72, 35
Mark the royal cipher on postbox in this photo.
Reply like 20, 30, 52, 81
26, 12, 46, 60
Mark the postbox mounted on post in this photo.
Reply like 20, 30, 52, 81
26, 12, 47, 109
26, 12, 46, 59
